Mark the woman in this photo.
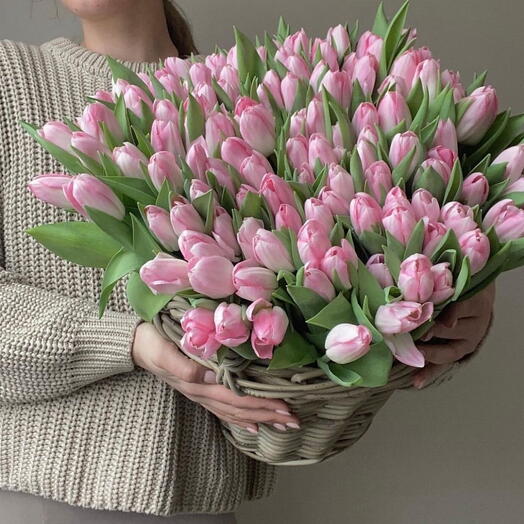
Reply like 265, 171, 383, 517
0, 0, 494, 522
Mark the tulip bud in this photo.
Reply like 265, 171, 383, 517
483, 199, 524, 242
328, 24, 351, 60
286, 135, 309, 171
390, 49, 420, 89
236, 99, 276, 156
239, 150, 273, 190
180, 307, 221, 359
298, 164, 316, 184
349, 192, 383, 235
441, 69, 466, 102
327, 164, 355, 200
188, 255, 236, 298
389, 131, 423, 176
205, 111, 236, 155
237, 217, 264, 260
459, 229, 490, 274
281, 73, 300, 111
151, 119, 185, 157
410, 189, 440, 223
320, 188, 349, 216
290, 108, 307, 137
71, 131, 110, 160
504, 177, 524, 195
433, 119, 458, 153
375, 301, 434, 335
398, 254, 435, 302
427, 146, 457, 170
64, 174, 124, 219
113, 142, 148, 179
383, 186, 411, 214
320, 70, 352, 109
28, 173, 74, 209
364, 161, 393, 204
492, 145, 524, 184
153, 99, 179, 122
154, 70, 187, 99
235, 184, 258, 209
259, 70, 285, 109
38, 121, 73, 151
356, 136, 378, 172
325, 323, 372, 364
441, 201, 478, 238
461, 172, 489, 206
356, 31, 383, 63
321, 242, 355, 289
232, 259, 277, 302
319, 41, 339, 71
121, 84, 153, 118
413, 58, 440, 99
366, 254, 394, 288
306, 97, 326, 136
221, 137, 254, 171
213, 302, 250, 348
212, 207, 241, 259
416, 158, 451, 186
178, 230, 227, 261
170, 201, 205, 236
253, 229, 295, 271
297, 219, 332, 266
276, 204, 303, 233
304, 198, 335, 233
423, 219, 448, 257
140, 253, 190, 295
303, 263, 336, 302
77, 102, 124, 144
456, 86, 498, 145
352, 102, 379, 137
309, 133, 338, 166
186, 141, 209, 181
382, 206, 417, 245
246, 299, 289, 359
145, 205, 179, 251
260, 173, 296, 215
430, 262, 455, 304
352, 54, 378, 96
207, 158, 236, 196
148, 151, 184, 191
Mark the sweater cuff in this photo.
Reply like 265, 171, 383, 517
70, 309, 140, 388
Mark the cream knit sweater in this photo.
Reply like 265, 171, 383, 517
0, 37, 274, 516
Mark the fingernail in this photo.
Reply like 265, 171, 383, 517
286, 422, 300, 430
273, 423, 287, 431
276, 409, 291, 416
420, 331, 432, 342
203, 371, 217, 384
246, 426, 258, 435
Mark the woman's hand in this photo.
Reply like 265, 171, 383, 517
131, 322, 300, 434
413, 283, 495, 389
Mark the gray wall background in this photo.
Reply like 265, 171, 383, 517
1, 1, 523, 523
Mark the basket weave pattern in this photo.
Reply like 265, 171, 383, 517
153, 297, 416, 465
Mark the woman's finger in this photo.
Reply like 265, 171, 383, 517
429, 316, 487, 341
205, 406, 259, 434
417, 339, 473, 364
413, 363, 453, 389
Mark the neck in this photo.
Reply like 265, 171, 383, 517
80, 1, 179, 63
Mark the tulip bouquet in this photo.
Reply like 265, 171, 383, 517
23, 1, 524, 452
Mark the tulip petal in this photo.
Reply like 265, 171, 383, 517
384, 334, 425, 368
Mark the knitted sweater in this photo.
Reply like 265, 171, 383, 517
0, 37, 275, 516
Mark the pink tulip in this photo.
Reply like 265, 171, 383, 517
456, 86, 498, 145
246, 299, 289, 359
423, 219, 448, 257
235, 184, 258, 208
383, 333, 425, 368
285, 55, 310, 81
189, 179, 213, 201
205, 111, 236, 155
181, 307, 221, 359
140, 253, 190, 296
390, 49, 420, 89
412, 189, 440, 222
121, 84, 153, 118
327, 164, 355, 200
259, 70, 284, 109
493, 145, 524, 184
164, 56, 190, 79
461, 173, 489, 206
382, 206, 417, 245
236, 217, 264, 260
276, 204, 303, 233
113, 142, 148, 179
504, 177, 524, 195
235, 99, 276, 156
389, 131, 422, 176
430, 262, 455, 304
170, 201, 205, 236
297, 219, 332, 266
427, 146, 457, 170
281, 73, 300, 111
194, 82, 218, 115
188, 255, 236, 298
154, 70, 187, 99
309, 61, 328, 91
301, 263, 335, 302
356, 31, 383, 63
153, 99, 179, 122
151, 120, 185, 157
308, 133, 338, 167
205, 52, 227, 76
366, 254, 394, 288
329, 24, 351, 59
207, 158, 236, 196
290, 108, 307, 137
441, 69, 466, 102
189, 62, 212, 85
38, 121, 73, 151
304, 198, 335, 233
178, 230, 227, 261
483, 199, 524, 242
441, 201, 478, 238
364, 161, 393, 204
375, 300, 434, 335
186, 142, 209, 181
212, 207, 241, 259
64, 173, 124, 219
77, 102, 123, 143
298, 164, 316, 184
378, 92, 412, 134
286, 135, 309, 170
320, 189, 350, 216
260, 173, 296, 215
352, 54, 377, 96
383, 186, 411, 214
232, 259, 277, 302
320, 70, 352, 108
398, 254, 435, 302
213, 303, 250, 348
70, 131, 110, 160
94, 89, 114, 103
253, 229, 294, 272
221, 137, 254, 172
352, 103, 379, 137
318, 41, 339, 71
349, 192, 383, 235
416, 158, 451, 186
413, 58, 440, 99
433, 119, 458, 153
321, 241, 355, 289
356, 137, 378, 172
145, 205, 179, 251
148, 151, 184, 191
28, 173, 74, 209
239, 151, 273, 190
459, 229, 490, 274
306, 98, 326, 136
325, 323, 372, 364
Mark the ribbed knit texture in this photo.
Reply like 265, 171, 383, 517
0, 37, 275, 516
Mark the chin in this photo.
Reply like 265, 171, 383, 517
60, 0, 143, 20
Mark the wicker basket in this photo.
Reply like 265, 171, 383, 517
153, 296, 416, 465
